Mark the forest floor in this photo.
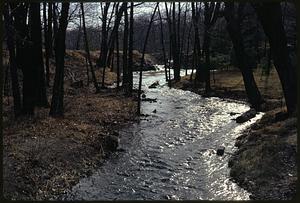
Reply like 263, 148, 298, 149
3, 50, 139, 200
174, 68, 297, 200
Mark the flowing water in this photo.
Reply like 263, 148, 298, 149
62, 66, 262, 200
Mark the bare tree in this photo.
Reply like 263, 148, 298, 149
253, 2, 297, 114
224, 3, 263, 110
137, 3, 159, 115
49, 2, 70, 117
4, 3, 22, 117
81, 3, 99, 92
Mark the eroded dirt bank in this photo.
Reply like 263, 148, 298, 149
174, 68, 297, 200
3, 50, 138, 200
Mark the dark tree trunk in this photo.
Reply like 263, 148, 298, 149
202, 2, 220, 93
225, 3, 263, 110
98, 2, 110, 68
47, 2, 53, 57
185, 22, 193, 75
191, 2, 202, 86
49, 3, 70, 117
4, 4, 22, 117
106, 3, 127, 69
52, 3, 58, 47
115, 4, 120, 89
253, 3, 297, 114
127, 2, 134, 94
137, 3, 159, 115
12, 3, 35, 115
172, 2, 180, 81
43, 2, 50, 87
122, 4, 129, 91
30, 3, 48, 107
158, 5, 168, 81
81, 3, 99, 92
75, 14, 82, 50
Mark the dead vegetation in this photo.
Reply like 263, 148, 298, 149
229, 108, 297, 200
174, 68, 285, 111
174, 67, 297, 200
3, 50, 137, 200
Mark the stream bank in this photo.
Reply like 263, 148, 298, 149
3, 50, 139, 200
173, 68, 297, 200
59, 67, 263, 200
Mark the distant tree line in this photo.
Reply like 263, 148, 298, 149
2, 2, 297, 118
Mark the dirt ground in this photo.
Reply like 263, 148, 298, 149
3, 50, 138, 200
174, 68, 297, 200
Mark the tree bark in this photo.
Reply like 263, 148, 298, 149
30, 3, 48, 107
98, 2, 110, 68
43, 2, 50, 86
253, 2, 297, 114
158, 5, 168, 81
127, 2, 134, 94
81, 3, 99, 92
49, 3, 70, 117
4, 4, 22, 117
137, 3, 159, 115
47, 2, 53, 57
122, 4, 129, 91
225, 3, 263, 110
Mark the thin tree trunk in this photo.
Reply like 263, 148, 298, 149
104, 3, 127, 68
122, 4, 129, 91
52, 3, 58, 48
47, 2, 53, 57
98, 2, 110, 68
43, 2, 50, 86
158, 5, 168, 81
137, 3, 159, 115
75, 14, 82, 50
115, 4, 120, 89
127, 1, 134, 94
81, 3, 99, 92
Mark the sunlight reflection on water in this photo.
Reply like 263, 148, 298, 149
61, 66, 263, 200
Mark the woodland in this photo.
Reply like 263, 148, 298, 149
2, 1, 297, 201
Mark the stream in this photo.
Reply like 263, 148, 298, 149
62, 66, 262, 200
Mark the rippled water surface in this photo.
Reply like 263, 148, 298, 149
62, 67, 262, 200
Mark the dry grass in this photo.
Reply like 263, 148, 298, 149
3, 49, 137, 200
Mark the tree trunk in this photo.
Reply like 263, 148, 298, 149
225, 3, 263, 110
81, 3, 99, 92
122, 4, 129, 91
127, 2, 134, 94
137, 3, 159, 115
103, 3, 127, 68
49, 3, 70, 117
47, 2, 53, 57
30, 3, 48, 107
75, 14, 82, 50
253, 2, 297, 114
43, 2, 50, 86
115, 4, 120, 89
172, 2, 180, 81
4, 4, 22, 117
98, 2, 110, 68
158, 5, 168, 81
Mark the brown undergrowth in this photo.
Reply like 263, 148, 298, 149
174, 68, 297, 200
3, 50, 138, 200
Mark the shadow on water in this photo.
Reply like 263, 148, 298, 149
61, 66, 263, 200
